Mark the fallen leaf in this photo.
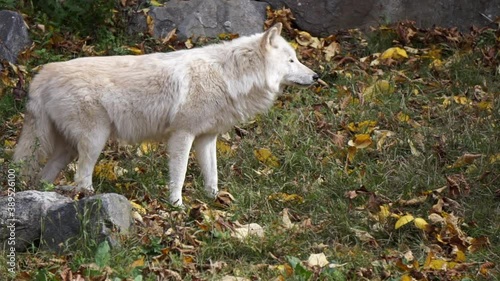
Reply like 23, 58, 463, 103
281, 208, 295, 229
324, 41, 341, 61
231, 223, 264, 240
448, 153, 482, 168
413, 217, 430, 231
468, 236, 490, 253
408, 139, 422, 156
348, 134, 373, 149
220, 277, 250, 281
215, 191, 235, 207
479, 262, 495, 276
363, 80, 395, 99
306, 253, 329, 268
254, 148, 280, 167
395, 214, 414, 229
351, 228, 378, 247
185, 38, 194, 49
130, 256, 145, 268
130, 201, 147, 214
137, 142, 158, 156
268, 192, 304, 203
217, 140, 235, 156
380, 47, 408, 60
377, 204, 391, 222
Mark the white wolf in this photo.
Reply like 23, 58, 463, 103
14, 23, 318, 206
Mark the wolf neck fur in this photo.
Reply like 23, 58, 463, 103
211, 35, 279, 122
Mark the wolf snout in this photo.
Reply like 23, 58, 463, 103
312, 73, 319, 81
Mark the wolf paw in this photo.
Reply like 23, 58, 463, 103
205, 186, 219, 198
169, 196, 184, 207
56, 185, 95, 197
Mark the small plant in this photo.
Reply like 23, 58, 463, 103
33, 0, 116, 38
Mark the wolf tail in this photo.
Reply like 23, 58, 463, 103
13, 94, 55, 180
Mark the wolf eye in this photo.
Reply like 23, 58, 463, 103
289, 59, 294, 63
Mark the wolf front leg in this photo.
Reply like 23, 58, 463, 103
168, 131, 195, 206
194, 134, 219, 198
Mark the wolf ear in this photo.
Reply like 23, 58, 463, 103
261, 23, 283, 50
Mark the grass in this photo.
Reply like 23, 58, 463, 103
0, 10, 499, 281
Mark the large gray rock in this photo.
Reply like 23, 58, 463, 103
262, 0, 500, 36
130, 0, 268, 39
41, 193, 133, 253
0, 10, 32, 64
0, 191, 72, 251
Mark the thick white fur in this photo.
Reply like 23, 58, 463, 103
14, 23, 317, 206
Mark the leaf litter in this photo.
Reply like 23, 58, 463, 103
1, 6, 499, 281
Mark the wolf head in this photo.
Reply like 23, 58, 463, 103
261, 23, 318, 90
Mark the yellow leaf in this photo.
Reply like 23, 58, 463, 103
130, 201, 147, 215
137, 142, 158, 156
347, 120, 378, 133
268, 193, 304, 203
489, 153, 500, 164
94, 160, 119, 181
185, 38, 194, 49
378, 204, 391, 222
363, 80, 394, 99
254, 148, 280, 167
453, 96, 470, 105
150, 0, 163, 6
146, 14, 154, 35
454, 250, 466, 262
397, 111, 410, 122
4, 139, 15, 148
400, 274, 413, 281
347, 146, 357, 163
296, 31, 312, 46
395, 214, 414, 229
216, 140, 234, 156
380, 47, 408, 60
374, 80, 395, 94
448, 153, 482, 168
477, 100, 493, 111
126, 46, 143, 55
295, 31, 320, 48
430, 59, 443, 70
442, 97, 452, 108
130, 256, 145, 268
427, 259, 447, 270
348, 134, 372, 149
413, 217, 429, 230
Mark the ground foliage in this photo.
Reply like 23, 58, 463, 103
0, 5, 499, 281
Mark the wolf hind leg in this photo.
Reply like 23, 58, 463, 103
168, 131, 195, 206
74, 127, 111, 192
194, 134, 218, 198
39, 135, 77, 183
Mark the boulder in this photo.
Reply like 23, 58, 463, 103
262, 0, 500, 37
0, 10, 32, 64
41, 193, 134, 253
129, 0, 268, 39
0, 191, 72, 251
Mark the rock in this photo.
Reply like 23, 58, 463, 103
262, 0, 500, 36
130, 0, 268, 39
0, 10, 32, 64
41, 193, 133, 253
0, 191, 72, 251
